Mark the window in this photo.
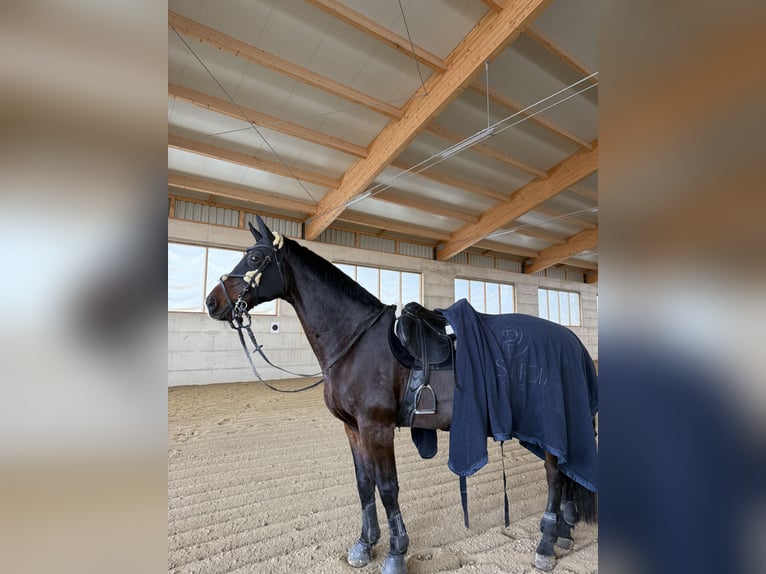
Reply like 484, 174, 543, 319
454, 279, 515, 314
538, 288, 581, 326
168, 242, 277, 315
335, 263, 421, 310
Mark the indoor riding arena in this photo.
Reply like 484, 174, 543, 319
168, 1, 598, 573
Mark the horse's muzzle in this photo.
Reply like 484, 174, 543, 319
206, 293, 230, 321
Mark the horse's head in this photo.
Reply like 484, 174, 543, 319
206, 215, 286, 322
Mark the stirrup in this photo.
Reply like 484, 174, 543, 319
413, 385, 436, 415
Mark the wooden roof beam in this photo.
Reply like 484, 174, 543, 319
297, 2, 592, 154
169, 11, 402, 119
168, 172, 315, 214
473, 239, 539, 258
524, 25, 595, 79
337, 212, 451, 241
482, 0, 506, 12
168, 133, 339, 188
372, 191, 479, 223
524, 228, 598, 274
168, 84, 368, 158
436, 141, 597, 260
305, 0, 446, 72
469, 83, 593, 149
305, 0, 553, 240
425, 123, 547, 177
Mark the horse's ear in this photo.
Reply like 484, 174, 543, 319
255, 215, 275, 244
248, 221, 263, 241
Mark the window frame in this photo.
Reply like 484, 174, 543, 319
334, 262, 422, 311
538, 287, 581, 326
168, 242, 278, 315
454, 277, 516, 314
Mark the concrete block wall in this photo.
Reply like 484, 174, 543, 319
169, 219, 598, 386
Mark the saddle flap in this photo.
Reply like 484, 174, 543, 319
396, 302, 453, 365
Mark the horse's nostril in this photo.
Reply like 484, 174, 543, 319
206, 295, 217, 312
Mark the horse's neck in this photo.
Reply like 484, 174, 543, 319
282, 246, 384, 367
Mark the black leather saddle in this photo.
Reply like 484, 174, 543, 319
396, 302, 453, 367
393, 303, 456, 442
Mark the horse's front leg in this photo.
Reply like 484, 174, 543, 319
344, 424, 381, 568
535, 452, 563, 571
361, 421, 409, 574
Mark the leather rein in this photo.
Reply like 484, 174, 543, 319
221, 234, 390, 393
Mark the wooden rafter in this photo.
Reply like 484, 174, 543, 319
305, 0, 553, 240
533, 204, 597, 230
169, 84, 368, 158
425, 123, 547, 177
585, 270, 598, 283
482, 0, 505, 12
436, 141, 597, 260
523, 228, 598, 274
168, 10, 402, 119
338, 211, 450, 241
562, 257, 598, 271
305, 0, 446, 72
469, 83, 593, 150
171, 132, 505, 219
569, 183, 598, 201
473, 239, 538, 258
524, 25, 595, 78
168, 133, 339, 188
306, 0, 590, 154
391, 160, 508, 202
372, 191, 479, 223
509, 226, 567, 244
168, 172, 315, 214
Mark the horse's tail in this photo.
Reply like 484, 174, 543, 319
563, 474, 598, 524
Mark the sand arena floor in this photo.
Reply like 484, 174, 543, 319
168, 380, 597, 573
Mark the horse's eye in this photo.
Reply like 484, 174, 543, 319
249, 254, 259, 265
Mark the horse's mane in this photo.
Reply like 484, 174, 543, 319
284, 237, 384, 310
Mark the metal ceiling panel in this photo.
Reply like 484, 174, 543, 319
490, 35, 598, 141
532, 0, 598, 72
351, 199, 463, 231
338, 0, 488, 59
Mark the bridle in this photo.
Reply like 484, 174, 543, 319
218, 233, 324, 393
219, 232, 391, 393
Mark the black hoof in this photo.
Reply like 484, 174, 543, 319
382, 552, 407, 574
347, 540, 373, 568
534, 552, 556, 571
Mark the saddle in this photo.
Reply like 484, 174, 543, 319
393, 303, 456, 439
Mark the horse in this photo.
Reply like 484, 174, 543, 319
205, 215, 597, 573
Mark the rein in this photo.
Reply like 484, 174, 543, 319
229, 304, 391, 393
221, 231, 391, 393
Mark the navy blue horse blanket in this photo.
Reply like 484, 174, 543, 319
440, 299, 598, 492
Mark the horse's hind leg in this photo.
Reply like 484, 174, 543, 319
360, 422, 409, 574
535, 452, 563, 571
344, 424, 381, 568
556, 479, 579, 550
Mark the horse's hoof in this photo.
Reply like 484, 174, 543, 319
382, 552, 407, 574
534, 552, 556, 571
347, 540, 373, 568
555, 537, 573, 550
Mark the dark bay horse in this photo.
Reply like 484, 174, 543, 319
205, 216, 597, 573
